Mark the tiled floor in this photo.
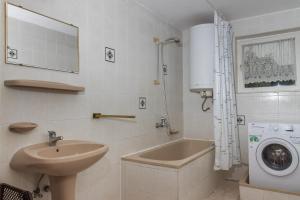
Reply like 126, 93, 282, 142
204, 181, 240, 200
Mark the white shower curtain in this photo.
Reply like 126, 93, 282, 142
213, 12, 241, 170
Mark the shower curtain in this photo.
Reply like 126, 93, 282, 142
213, 11, 241, 170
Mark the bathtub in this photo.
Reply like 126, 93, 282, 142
121, 139, 223, 200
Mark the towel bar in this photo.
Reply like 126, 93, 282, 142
93, 113, 136, 119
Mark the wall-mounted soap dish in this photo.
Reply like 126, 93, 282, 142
9, 122, 38, 133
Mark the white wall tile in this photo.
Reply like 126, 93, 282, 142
0, 0, 182, 200
123, 150, 221, 200
182, 7, 300, 166
230, 8, 300, 164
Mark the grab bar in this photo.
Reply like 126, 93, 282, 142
93, 113, 136, 119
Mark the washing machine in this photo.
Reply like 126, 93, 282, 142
248, 122, 300, 193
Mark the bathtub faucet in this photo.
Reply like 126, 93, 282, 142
156, 117, 169, 128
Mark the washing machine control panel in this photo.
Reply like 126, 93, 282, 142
248, 123, 265, 148
248, 122, 300, 144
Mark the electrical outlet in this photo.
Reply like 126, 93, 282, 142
237, 115, 245, 125
139, 97, 146, 109
162, 64, 168, 75
7, 47, 18, 59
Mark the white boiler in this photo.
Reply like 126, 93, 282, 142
190, 24, 214, 93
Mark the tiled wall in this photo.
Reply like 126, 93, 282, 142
231, 7, 300, 164
0, 0, 183, 199
178, 150, 222, 200
122, 161, 178, 200
182, 7, 300, 165
122, 150, 222, 200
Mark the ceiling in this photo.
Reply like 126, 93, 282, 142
137, 0, 300, 30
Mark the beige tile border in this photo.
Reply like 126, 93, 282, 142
239, 174, 300, 197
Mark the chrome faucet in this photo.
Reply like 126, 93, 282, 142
48, 131, 63, 146
156, 117, 169, 128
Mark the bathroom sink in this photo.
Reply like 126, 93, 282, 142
10, 140, 108, 176
10, 140, 109, 200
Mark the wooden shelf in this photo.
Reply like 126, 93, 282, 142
9, 122, 38, 133
4, 80, 85, 92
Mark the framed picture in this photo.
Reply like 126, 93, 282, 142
236, 30, 300, 93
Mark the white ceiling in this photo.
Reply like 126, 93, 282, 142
137, 0, 300, 30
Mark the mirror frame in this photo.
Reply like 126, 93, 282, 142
5, 2, 80, 73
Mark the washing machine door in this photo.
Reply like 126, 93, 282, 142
256, 138, 299, 177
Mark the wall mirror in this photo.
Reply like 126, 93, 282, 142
5, 3, 79, 73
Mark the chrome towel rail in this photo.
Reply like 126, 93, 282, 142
93, 113, 136, 119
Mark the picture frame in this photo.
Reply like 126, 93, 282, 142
235, 29, 300, 93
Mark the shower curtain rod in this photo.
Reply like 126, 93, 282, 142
206, 0, 226, 19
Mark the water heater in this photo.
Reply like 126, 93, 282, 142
190, 24, 214, 93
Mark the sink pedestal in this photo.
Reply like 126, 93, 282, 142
49, 175, 77, 200
10, 140, 109, 200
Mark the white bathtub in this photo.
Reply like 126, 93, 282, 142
121, 139, 223, 200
